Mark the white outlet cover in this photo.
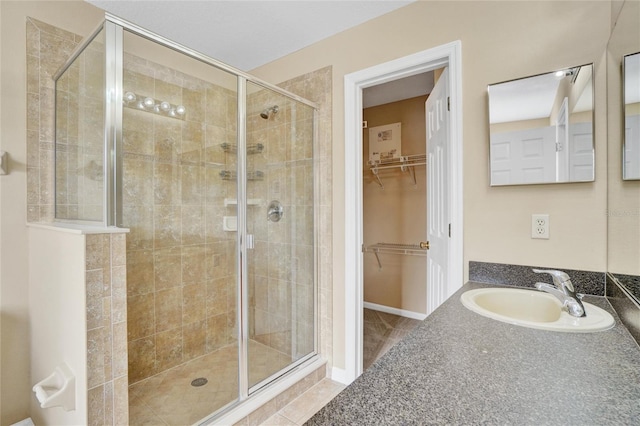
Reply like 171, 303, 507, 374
531, 214, 549, 239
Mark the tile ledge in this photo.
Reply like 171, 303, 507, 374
211, 356, 327, 425
27, 222, 130, 235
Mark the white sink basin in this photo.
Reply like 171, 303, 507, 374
460, 287, 615, 332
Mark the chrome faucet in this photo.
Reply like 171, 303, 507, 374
532, 269, 586, 317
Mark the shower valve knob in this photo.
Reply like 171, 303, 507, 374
267, 200, 284, 222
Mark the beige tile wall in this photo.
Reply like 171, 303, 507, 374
26, 17, 83, 222
277, 67, 333, 372
85, 233, 129, 425
54, 28, 106, 221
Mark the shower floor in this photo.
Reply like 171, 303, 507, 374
129, 340, 291, 425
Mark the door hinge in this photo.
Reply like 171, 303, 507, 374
449, 223, 451, 237
447, 97, 450, 111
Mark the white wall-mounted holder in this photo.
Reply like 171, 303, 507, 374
32, 363, 76, 411
0, 151, 8, 175
223, 216, 237, 232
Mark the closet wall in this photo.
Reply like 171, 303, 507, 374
362, 95, 428, 316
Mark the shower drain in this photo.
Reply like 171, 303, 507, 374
191, 377, 208, 387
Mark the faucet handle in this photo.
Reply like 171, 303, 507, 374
532, 269, 571, 288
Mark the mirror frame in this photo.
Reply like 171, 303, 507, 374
622, 51, 640, 181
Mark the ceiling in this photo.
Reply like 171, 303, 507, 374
363, 72, 434, 109
489, 66, 593, 124
87, 0, 415, 71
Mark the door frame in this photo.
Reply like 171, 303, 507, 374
339, 41, 463, 384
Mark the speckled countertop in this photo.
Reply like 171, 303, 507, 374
306, 282, 640, 425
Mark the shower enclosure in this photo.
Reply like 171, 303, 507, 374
53, 15, 317, 424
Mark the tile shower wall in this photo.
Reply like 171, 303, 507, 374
85, 233, 129, 425
54, 27, 105, 221
122, 53, 238, 383
26, 18, 83, 222
277, 68, 333, 371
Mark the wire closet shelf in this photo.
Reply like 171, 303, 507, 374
368, 153, 426, 189
363, 242, 428, 270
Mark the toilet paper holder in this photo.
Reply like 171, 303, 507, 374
32, 363, 75, 411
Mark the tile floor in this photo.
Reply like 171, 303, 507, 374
363, 308, 421, 370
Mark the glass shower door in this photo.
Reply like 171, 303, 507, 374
121, 29, 241, 423
245, 82, 316, 389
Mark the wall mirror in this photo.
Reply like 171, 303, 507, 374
624, 52, 640, 180
488, 64, 594, 186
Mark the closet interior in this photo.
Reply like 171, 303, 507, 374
361, 69, 444, 370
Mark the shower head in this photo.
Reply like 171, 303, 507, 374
260, 105, 279, 119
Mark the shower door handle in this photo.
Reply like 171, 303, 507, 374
246, 234, 255, 250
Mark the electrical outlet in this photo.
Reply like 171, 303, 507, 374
531, 214, 549, 239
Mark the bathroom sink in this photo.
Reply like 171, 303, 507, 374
460, 287, 615, 332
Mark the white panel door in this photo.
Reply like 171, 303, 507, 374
426, 68, 449, 315
555, 97, 569, 182
624, 114, 640, 179
569, 121, 594, 181
490, 126, 555, 184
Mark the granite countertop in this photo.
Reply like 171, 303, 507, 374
307, 282, 640, 425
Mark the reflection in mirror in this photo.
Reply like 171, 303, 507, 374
488, 64, 594, 186
624, 52, 640, 180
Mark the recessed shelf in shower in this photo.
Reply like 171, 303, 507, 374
223, 198, 263, 207
219, 170, 264, 181
220, 142, 264, 154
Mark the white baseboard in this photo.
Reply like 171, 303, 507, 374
330, 366, 352, 385
363, 301, 427, 321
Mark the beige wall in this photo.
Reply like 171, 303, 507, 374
28, 228, 88, 425
627, 103, 640, 115
0, 1, 104, 423
251, 1, 611, 370
363, 96, 428, 314
490, 117, 551, 134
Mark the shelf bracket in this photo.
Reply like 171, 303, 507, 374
371, 167, 384, 189
408, 165, 417, 186
373, 250, 382, 271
